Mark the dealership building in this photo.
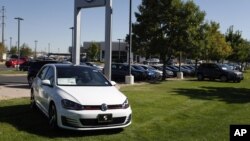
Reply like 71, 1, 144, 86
84, 41, 129, 62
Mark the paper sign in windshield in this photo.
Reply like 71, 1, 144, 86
58, 78, 76, 85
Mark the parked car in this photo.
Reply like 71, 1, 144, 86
165, 66, 179, 77
31, 64, 132, 130
196, 63, 243, 82
111, 63, 147, 81
137, 64, 163, 80
27, 60, 58, 87
132, 64, 159, 80
19, 61, 33, 71
5, 57, 27, 68
226, 63, 241, 71
151, 65, 174, 78
80, 62, 103, 72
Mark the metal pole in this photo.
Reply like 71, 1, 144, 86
70, 27, 74, 62
2, 6, 5, 45
9, 37, 12, 52
14, 17, 23, 70
128, 0, 132, 75
34, 40, 37, 59
104, 0, 112, 80
117, 38, 122, 62
73, 1, 81, 65
48, 43, 50, 54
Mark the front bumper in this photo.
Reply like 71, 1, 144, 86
57, 107, 132, 130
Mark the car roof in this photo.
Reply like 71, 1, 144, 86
44, 63, 95, 69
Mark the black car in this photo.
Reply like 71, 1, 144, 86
111, 63, 147, 81
27, 60, 58, 86
19, 61, 33, 71
196, 63, 243, 82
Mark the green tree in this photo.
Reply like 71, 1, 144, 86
87, 42, 100, 61
20, 43, 33, 57
189, 21, 232, 63
132, 0, 205, 80
205, 22, 232, 62
188, 22, 209, 66
9, 46, 18, 55
236, 40, 250, 63
225, 26, 250, 63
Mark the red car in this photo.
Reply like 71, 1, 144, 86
5, 58, 27, 68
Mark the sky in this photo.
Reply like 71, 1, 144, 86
1, 0, 250, 53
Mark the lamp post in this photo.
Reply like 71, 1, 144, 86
9, 37, 12, 52
34, 40, 38, 59
48, 43, 50, 55
128, 0, 132, 75
14, 17, 23, 70
125, 0, 134, 84
117, 38, 122, 62
70, 27, 74, 62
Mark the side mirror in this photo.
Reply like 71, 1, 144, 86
110, 81, 117, 86
42, 79, 52, 87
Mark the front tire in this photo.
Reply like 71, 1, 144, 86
197, 74, 204, 81
30, 90, 37, 109
220, 75, 227, 82
49, 103, 58, 129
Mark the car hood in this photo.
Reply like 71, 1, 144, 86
57, 86, 127, 105
225, 69, 242, 75
232, 70, 243, 75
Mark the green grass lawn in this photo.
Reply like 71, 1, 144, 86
1, 72, 250, 141
0, 69, 27, 74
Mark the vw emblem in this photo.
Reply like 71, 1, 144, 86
101, 103, 108, 111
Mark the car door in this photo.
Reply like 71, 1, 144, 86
210, 64, 222, 79
40, 66, 55, 112
34, 66, 50, 111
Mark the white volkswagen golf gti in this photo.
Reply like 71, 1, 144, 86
31, 64, 132, 130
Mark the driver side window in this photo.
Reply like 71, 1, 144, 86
44, 67, 55, 85
37, 66, 49, 80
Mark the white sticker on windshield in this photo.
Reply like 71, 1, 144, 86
58, 78, 76, 85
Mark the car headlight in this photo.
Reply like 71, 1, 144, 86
122, 99, 130, 109
61, 99, 83, 110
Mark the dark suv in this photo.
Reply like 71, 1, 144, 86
27, 60, 58, 86
197, 63, 243, 82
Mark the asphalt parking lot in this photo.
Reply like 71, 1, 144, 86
0, 63, 30, 100
0, 74, 30, 100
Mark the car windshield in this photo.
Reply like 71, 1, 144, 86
219, 64, 232, 70
56, 66, 111, 86
132, 65, 145, 71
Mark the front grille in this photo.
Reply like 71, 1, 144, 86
80, 117, 126, 126
84, 104, 123, 110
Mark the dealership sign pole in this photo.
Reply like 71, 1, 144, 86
74, 0, 112, 80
